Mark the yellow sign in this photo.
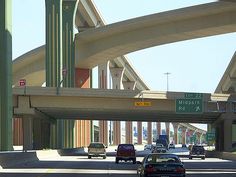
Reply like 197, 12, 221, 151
134, 102, 152, 106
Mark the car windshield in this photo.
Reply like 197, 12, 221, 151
89, 143, 104, 148
146, 154, 180, 163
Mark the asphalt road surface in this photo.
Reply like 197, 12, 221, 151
0, 147, 235, 177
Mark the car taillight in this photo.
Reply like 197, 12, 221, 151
175, 167, 185, 173
146, 165, 154, 173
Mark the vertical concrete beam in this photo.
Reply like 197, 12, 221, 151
98, 62, 109, 145
123, 81, 136, 144
110, 67, 124, 89
22, 116, 33, 151
156, 122, 161, 140
113, 121, 121, 145
137, 122, 143, 144
172, 123, 179, 144
125, 121, 133, 144
59, 0, 79, 149
165, 122, 170, 141
45, 0, 63, 149
147, 122, 152, 144
224, 118, 233, 151
110, 67, 124, 145
62, 0, 79, 87
181, 127, 187, 145
75, 68, 91, 147
0, 0, 13, 151
45, 0, 63, 87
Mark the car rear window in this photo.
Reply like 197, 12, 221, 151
118, 144, 134, 151
146, 154, 180, 163
192, 146, 204, 151
89, 143, 104, 148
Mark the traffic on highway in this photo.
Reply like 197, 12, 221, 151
0, 144, 236, 177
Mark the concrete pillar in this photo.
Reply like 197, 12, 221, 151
110, 67, 124, 145
0, 0, 13, 151
156, 122, 161, 139
45, 0, 62, 87
165, 122, 170, 141
110, 67, 124, 89
125, 121, 133, 144
123, 81, 136, 144
22, 117, 33, 151
75, 68, 91, 147
99, 121, 108, 145
98, 62, 109, 145
113, 121, 121, 145
62, 0, 78, 87
224, 119, 233, 151
181, 127, 187, 145
147, 122, 152, 144
45, 0, 63, 149
137, 122, 142, 144
172, 123, 179, 144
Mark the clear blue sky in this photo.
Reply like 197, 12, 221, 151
12, 0, 236, 131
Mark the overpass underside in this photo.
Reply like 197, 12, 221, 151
13, 87, 232, 124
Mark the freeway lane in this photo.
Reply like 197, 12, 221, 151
0, 155, 236, 177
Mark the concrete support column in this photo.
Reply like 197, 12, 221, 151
22, 116, 33, 151
156, 122, 161, 139
98, 62, 109, 145
0, 0, 13, 151
137, 122, 142, 144
181, 127, 187, 145
45, 0, 63, 149
110, 67, 124, 145
224, 118, 233, 151
125, 121, 133, 144
172, 123, 179, 144
113, 121, 121, 145
75, 68, 91, 147
45, 0, 62, 87
110, 67, 124, 89
123, 81, 136, 144
165, 122, 170, 140
147, 122, 152, 144
99, 121, 108, 145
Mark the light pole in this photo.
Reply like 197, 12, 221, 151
164, 72, 171, 91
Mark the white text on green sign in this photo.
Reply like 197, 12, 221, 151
176, 99, 203, 113
184, 93, 203, 99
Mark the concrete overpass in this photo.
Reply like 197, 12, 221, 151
13, 87, 232, 124
10, 0, 236, 150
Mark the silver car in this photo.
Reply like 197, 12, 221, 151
88, 142, 107, 159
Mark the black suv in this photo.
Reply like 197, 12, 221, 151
189, 145, 205, 160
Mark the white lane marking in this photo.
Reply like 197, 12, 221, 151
0, 168, 136, 174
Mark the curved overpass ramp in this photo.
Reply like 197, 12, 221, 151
75, 1, 236, 68
13, 1, 236, 83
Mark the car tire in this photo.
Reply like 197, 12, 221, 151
115, 158, 119, 164
88, 155, 91, 159
103, 156, 106, 159
202, 157, 205, 160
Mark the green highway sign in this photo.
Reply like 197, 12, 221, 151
190, 134, 197, 143
176, 99, 203, 113
206, 132, 215, 141
184, 93, 203, 99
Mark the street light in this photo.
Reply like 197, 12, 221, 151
164, 72, 171, 91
